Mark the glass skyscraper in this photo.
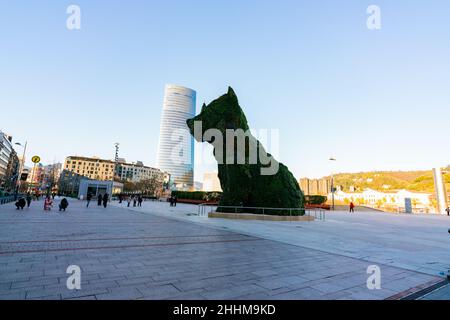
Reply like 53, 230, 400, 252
156, 84, 196, 191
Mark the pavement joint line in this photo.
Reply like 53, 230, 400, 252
0, 238, 261, 255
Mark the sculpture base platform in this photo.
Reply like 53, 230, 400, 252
208, 211, 314, 221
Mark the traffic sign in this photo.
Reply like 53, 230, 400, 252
31, 156, 41, 163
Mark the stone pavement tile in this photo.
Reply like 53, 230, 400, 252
173, 277, 234, 292
32, 295, 62, 300
25, 287, 65, 299
115, 276, 155, 287
321, 290, 354, 300
67, 295, 97, 300
0, 291, 27, 300
308, 281, 349, 294
11, 276, 59, 289
96, 287, 144, 300
250, 269, 278, 277
61, 287, 110, 300
225, 272, 261, 283
0, 282, 11, 290
270, 287, 325, 300
234, 292, 273, 300
138, 284, 181, 300
200, 284, 265, 300
274, 275, 310, 287
254, 278, 291, 291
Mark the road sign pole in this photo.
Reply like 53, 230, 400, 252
30, 156, 41, 194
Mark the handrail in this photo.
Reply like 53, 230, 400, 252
197, 203, 326, 221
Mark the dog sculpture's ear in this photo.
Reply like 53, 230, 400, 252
201, 103, 207, 112
227, 86, 236, 98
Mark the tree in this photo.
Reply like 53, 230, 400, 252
122, 175, 164, 196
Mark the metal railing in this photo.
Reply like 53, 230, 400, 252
197, 203, 326, 221
0, 195, 16, 205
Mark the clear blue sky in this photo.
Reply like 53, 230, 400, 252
1, 0, 449, 181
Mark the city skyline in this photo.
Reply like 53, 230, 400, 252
1, 1, 450, 181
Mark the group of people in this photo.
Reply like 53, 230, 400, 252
86, 192, 109, 208
169, 195, 177, 207
125, 195, 143, 207
15, 192, 69, 212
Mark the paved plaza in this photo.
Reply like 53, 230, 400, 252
0, 198, 447, 300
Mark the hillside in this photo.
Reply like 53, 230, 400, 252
328, 167, 450, 194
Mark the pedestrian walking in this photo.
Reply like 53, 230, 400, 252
86, 192, 92, 207
138, 195, 143, 207
26, 192, 32, 208
169, 196, 173, 207
349, 202, 355, 213
127, 196, 132, 207
59, 198, 69, 211
103, 193, 109, 208
173, 196, 177, 207
133, 196, 137, 207
97, 194, 103, 206
446, 206, 450, 216
118, 194, 123, 204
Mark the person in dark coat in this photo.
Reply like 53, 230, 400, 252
103, 193, 109, 208
133, 196, 137, 207
173, 196, 177, 207
138, 195, 143, 207
26, 192, 32, 208
169, 196, 173, 207
86, 192, 92, 207
97, 194, 103, 206
15, 198, 26, 210
59, 198, 69, 211
118, 194, 123, 204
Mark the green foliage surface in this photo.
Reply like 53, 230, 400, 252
187, 87, 304, 214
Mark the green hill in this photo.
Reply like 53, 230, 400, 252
328, 167, 450, 194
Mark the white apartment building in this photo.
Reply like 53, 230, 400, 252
117, 161, 164, 183
203, 172, 222, 192
331, 188, 432, 211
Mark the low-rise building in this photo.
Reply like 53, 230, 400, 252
63, 156, 115, 181
78, 179, 123, 199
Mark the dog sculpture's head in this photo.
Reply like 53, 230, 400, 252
186, 87, 249, 142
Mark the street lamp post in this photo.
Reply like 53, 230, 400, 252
329, 157, 336, 210
14, 141, 27, 198
113, 143, 120, 196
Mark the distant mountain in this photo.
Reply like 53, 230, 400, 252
328, 167, 450, 194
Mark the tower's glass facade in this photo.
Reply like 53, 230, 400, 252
156, 84, 196, 190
